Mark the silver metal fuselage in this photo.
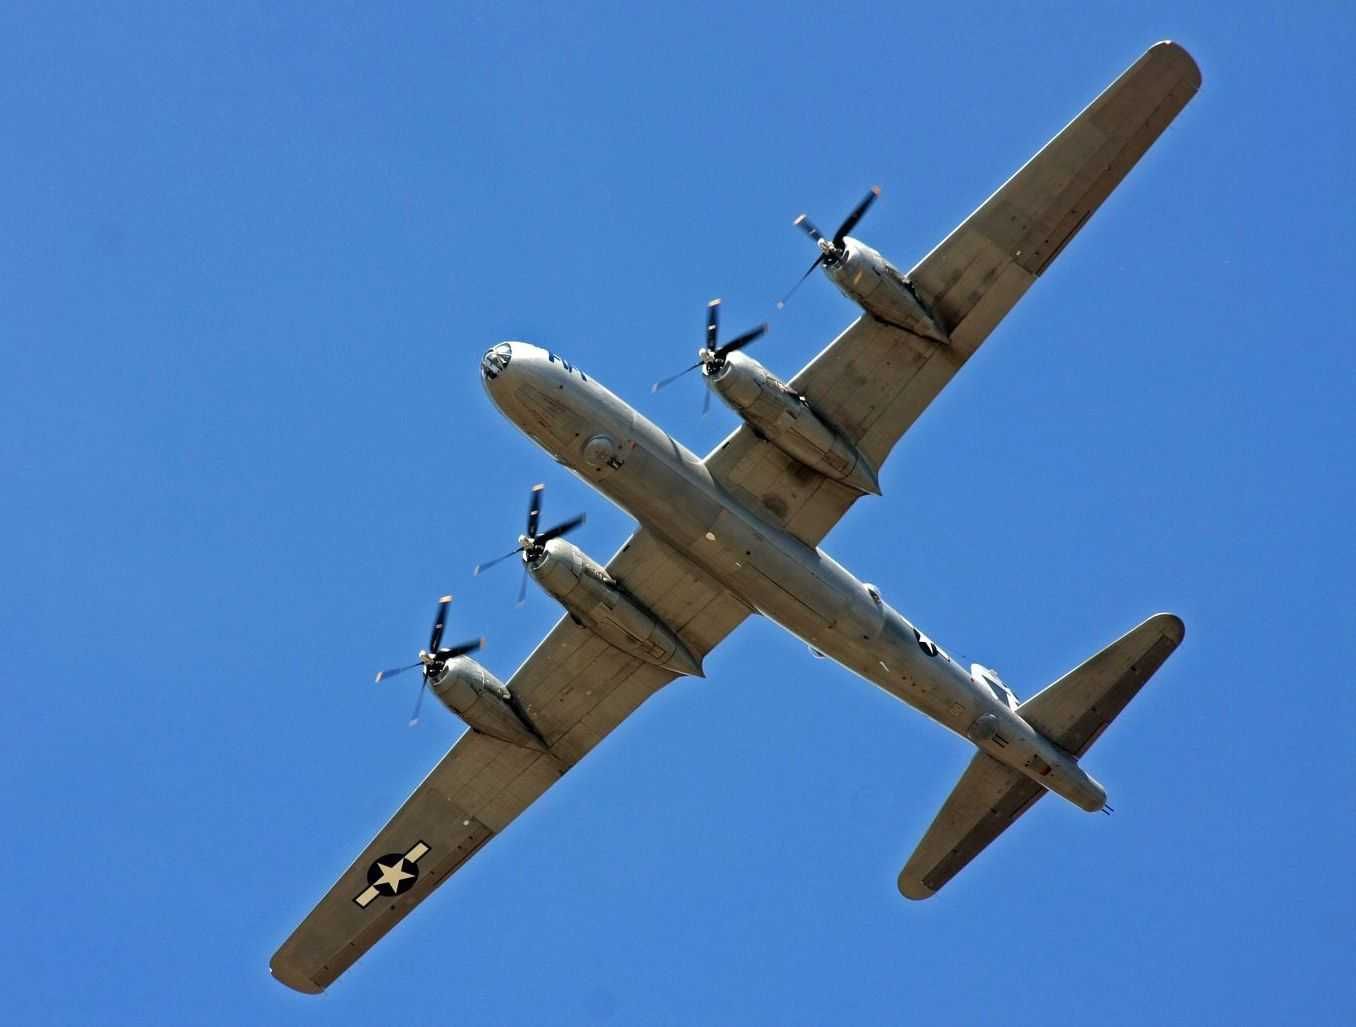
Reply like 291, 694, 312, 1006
482, 342, 1105, 812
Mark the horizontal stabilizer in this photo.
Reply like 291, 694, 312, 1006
1017, 613, 1184, 758
898, 752, 1044, 900
898, 613, 1186, 900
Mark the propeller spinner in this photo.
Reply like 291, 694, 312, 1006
651, 299, 768, 414
778, 185, 880, 309
473, 483, 586, 605
374, 595, 484, 726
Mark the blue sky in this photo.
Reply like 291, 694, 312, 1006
3, 2, 1354, 1023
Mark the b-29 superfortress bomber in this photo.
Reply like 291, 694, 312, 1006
273, 42, 1201, 993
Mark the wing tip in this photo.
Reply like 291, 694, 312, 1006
269, 953, 325, 995
1147, 40, 1202, 90
897, 872, 937, 901
1147, 611, 1186, 645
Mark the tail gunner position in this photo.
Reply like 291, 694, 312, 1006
272, 42, 1200, 993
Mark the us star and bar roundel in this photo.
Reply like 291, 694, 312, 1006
353, 841, 429, 908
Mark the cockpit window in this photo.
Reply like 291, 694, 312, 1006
481, 343, 512, 380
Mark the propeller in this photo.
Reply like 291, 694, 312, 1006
651, 298, 768, 414
374, 594, 484, 726
473, 483, 586, 605
778, 186, 880, 309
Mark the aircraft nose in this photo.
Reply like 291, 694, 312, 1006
480, 342, 515, 384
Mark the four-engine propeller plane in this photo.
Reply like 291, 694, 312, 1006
272, 42, 1201, 993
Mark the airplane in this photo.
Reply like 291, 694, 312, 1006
272, 41, 1200, 993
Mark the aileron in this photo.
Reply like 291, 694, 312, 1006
912, 41, 1201, 348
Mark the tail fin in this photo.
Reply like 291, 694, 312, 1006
898, 613, 1185, 900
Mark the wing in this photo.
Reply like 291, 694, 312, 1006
706, 42, 1201, 547
506, 529, 752, 765
897, 751, 1045, 900
270, 732, 563, 993
271, 530, 750, 993
909, 41, 1200, 343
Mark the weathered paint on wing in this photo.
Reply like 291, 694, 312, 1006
707, 41, 1201, 548
271, 531, 748, 993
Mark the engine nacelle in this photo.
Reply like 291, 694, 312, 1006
528, 539, 704, 677
433, 657, 545, 751
708, 351, 881, 496
825, 238, 949, 342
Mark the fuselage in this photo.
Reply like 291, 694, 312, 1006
480, 341, 1106, 811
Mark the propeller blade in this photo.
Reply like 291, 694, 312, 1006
833, 186, 880, 245
435, 637, 484, 661
716, 323, 768, 358
535, 513, 586, 545
427, 594, 452, 652
515, 564, 528, 607
374, 662, 421, 684
526, 482, 543, 540
474, 545, 524, 575
409, 673, 429, 727
651, 362, 702, 393
706, 298, 720, 349
777, 254, 824, 309
702, 384, 711, 416
793, 213, 823, 242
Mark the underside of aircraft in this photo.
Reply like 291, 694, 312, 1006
272, 41, 1200, 993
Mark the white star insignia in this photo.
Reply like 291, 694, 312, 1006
372, 859, 413, 892
354, 841, 431, 908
